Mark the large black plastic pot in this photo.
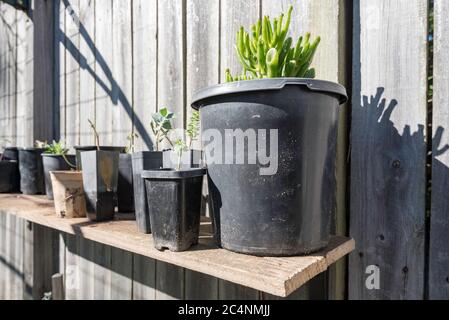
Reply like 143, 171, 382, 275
132, 151, 163, 233
163, 149, 203, 169
192, 78, 347, 256
80, 150, 119, 221
42, 154, 76, 199
74, 146, 125, 170
2, 147, 21, 161
117, 153, 134, 213
0, 161, 20, 193
18, 148, 46, 195
142, 168, 206, 252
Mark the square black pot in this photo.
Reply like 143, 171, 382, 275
0, 160, 20, 193
81, 150, 119, 221
131, 151, 163, 233
18, 148, 46, 195
142, 168, 206, 252
117, 153, 134, 213
74, 146, 125, 170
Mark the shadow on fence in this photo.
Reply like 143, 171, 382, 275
56, 0, 154, 149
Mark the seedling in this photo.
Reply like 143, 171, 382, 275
35, 140, 47, 148
186, 111, 200, 148
43, 140, 76, 168
125, 133, 139, 154
87, 119, 100, 151
150, 108, 174, 151
173, 139, 188, 171
225, 6, 320, 81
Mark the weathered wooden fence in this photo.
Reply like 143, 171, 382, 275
0, 0, 448, 300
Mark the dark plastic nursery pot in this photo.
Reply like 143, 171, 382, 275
142, 168, 206, 252
0, 160, 20, 193
117, 153, 134, 213
42, 154, 76, 200
2, 147, 21, 161
80, 150, 119, 221
74, 146, 125, 170
192, 78, 348, 256
162, 149, 203, 169
18, 148, 46, 195
132, 151, 163, 233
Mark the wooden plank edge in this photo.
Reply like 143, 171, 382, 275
0, 207, 354, 298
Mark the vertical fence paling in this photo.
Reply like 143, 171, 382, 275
350, 0, 428, 300
429, 0, 449, 300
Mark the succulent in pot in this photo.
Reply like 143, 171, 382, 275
191, 6, 348, 256
42, 140, 76, 200
142, 123, 206, 251
80, 119, 120, 221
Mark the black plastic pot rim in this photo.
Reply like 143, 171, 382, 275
74, 145, 126, 151
142, 168, 206, 180
191, 77, 348, 110
20, 148, 46, 152
3, 147, 22, 151
42, 154, 75, 157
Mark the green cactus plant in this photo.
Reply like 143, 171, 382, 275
225, 6, 320, 82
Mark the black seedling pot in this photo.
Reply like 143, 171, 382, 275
142, 168, 206, 252
162, 149, 203, 169
192, 78, 348, 256
117, 153, 134, 213
132, 151, 163, 233
80, 150, 119, 221
18, 148, 46, 195
42, 154, 76, 200
74, 146, 125, 170
0, 161, 20, 193
2, 147, 21, 161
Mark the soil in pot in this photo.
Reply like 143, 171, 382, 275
42, 154, 76, 200
51, 171, 86, 218
163, 149, 203, 169
117, 153, 134, 213
74, 146, 125, 170
192, 78, 347, 256
0, 160, 20, 193
2, 147, 21, 161
18, 148, 46, 195
142, 168, 206, 252
80, 150, 119, 221
132, 151, 163, 233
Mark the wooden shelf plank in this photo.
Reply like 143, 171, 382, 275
0, 194, 354, 297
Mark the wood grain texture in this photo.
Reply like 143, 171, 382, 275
111, 0, 133, 147
77, 237, 94, 299
94, 0, 114, 145
64, 0, 81, 147
220, 0, 260, 83
429, 0, 449, 300
78, 0, 96, 146
158, 0, 185, 131
132, 0, 158, 151
0, 194, 354, 298
350, 0, 428, 300
132, 254, 156, 300
110, 247, 133, 300
57, 0, 67, 144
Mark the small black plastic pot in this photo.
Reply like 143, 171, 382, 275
18, 148, 46, 195
132, 151, 163, 233
142, 168, 206, 252
74, 146, 125, 170
2, 147, 21, 161
42, 154, 76, 200
80, 150, 119, 221
162, 149, 203, 169
192, 78, 348, 256
117, 153, 134, 213
0, 160, 20, 193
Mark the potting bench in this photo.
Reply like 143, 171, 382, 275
0, 194, 354, 298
